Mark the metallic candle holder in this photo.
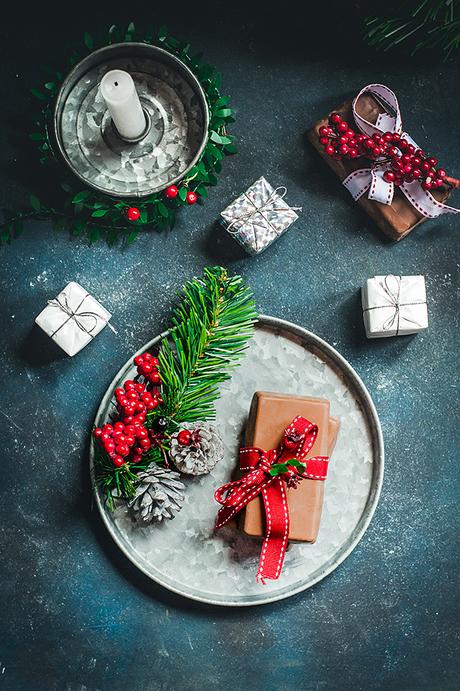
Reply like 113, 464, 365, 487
53, 43, 210, 199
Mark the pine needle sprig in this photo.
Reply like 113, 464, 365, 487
94, 447, 156, 510
364, 0, 460, 58
157, 266, 257, 423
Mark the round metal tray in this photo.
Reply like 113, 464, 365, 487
90, 316, 384, 606
54, 42, 209, 198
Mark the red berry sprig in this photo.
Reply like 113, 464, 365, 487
93, 351, 164, 468
318, 113, 453, 191
93, 417, 152, 466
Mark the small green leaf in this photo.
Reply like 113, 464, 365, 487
91, 209, 109, 218
157, 202, 169, 218
14, 219, 24, 237
30, 195, 41, 211
215, 95, 230, 108
215, 108, 233, 118
158, 25, 168, 41
84, 32, 94, 50
72, 220, 86, 236
44, 82, 56, 91
178, 187, 188, 201
210, 131, 222, 144
31, 89, 47, 101
196, 185, 208, 198
72, 190, 90, 204
126, 230, 139, 244
127, 21, 135, 34
139, 209, 148, 224
225, 143, 238, 154
89, 226, 100, 243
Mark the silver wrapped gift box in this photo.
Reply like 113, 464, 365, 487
35, 281, 112, 356
220, 176, 300, 255
362, 274, 428, 338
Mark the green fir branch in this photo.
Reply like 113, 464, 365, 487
94, 267, 256, 505
157, 267, 257, 423
364, 0, 460, 58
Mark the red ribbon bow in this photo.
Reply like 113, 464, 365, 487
214, 416, 329, 583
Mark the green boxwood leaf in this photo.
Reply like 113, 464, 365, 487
225, 143, 238, 154
44, 82, 56, 91
196, 185, 208, 198
72, 190, 90, 204
127, 21, 135, 34
210, 131, 222, 144
30, 195, 41, 211
178, 187, 188, 202
84, 32, 94, 50
91, 209, 109, 218
158, 25, 168, 41
157, 202, 169, 218
89, 226, 100, 243
215, 108, 233, 118
31, 89, 46, 101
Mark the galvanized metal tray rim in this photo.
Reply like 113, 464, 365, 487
90, 315, 384, 606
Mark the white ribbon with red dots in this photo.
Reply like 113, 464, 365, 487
342, 83, 459, 219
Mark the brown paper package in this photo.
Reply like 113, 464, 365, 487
240, 392, 340, 543
307, 93, 451, 241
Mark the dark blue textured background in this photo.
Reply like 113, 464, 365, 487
1, 2, 459, 689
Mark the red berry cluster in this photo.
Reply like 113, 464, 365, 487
93, 351, 164, 468
114, 379, 162, 417
133, 352, 161, 386
93, 419, 151, 467
319, 112, 448, 190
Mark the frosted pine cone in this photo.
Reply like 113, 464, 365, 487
169, 423, 224, 475
128, 464, 185, 524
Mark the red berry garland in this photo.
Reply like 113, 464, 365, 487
318, 113, 454, 191
93, 351, 164, 467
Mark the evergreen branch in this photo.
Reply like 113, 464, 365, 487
364, 0, 460, 57
157, 267, 257, 423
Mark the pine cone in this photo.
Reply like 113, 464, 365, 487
169, 423, 224, 475
128, 464, 185, 524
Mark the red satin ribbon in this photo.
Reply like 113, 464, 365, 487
214, 416, 329, 583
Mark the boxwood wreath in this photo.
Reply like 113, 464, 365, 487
1, 23, 236, 245
92, 266, 257, 516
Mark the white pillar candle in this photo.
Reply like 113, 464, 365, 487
99, 69, 146, 140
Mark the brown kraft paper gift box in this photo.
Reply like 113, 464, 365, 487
307, 92, 452, 241
240, 392, 340, 543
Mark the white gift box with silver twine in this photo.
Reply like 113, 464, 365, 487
35, 282, 112, 356
220, 177, 301, 255
362, 274, 428, 339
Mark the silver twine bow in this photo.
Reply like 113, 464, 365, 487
226, 185, 301, 252
48, 293, 101, 339
363, 275, 426, 335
